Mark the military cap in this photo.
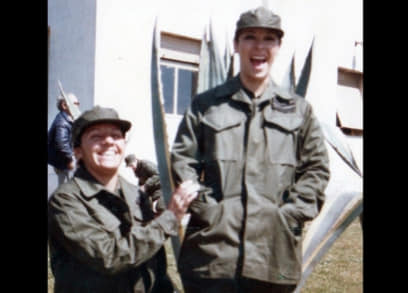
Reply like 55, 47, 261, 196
72, 106, 131, 147
235, 6, 284, 39
125, 154, 137, 166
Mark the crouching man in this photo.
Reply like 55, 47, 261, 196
48, 106, 199, 293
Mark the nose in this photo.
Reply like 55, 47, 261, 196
254, 39, 265, 49
102, 135, 115, 144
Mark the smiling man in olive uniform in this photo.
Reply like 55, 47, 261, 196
48, 106, 199, 293
171, 7, 330, 293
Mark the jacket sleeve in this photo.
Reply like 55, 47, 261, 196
280, 104, 330, 222
48, 191, 179, 276
54, 118, 73, 162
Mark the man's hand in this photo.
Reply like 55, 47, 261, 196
168, 180, 199, 222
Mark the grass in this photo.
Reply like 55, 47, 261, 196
301, 218, 363, 293
47, 218, 362, 292
48, 247, 54, 293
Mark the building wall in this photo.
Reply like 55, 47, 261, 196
91, 0, 267, 183
47, 0, 97, 127
48, 0, 363, 189
47, 0, 97, 196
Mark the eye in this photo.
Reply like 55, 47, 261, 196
242, 34, 256, 40
90, 134, 103, 141
264, 34, 280, 45
111, 131, 124, 140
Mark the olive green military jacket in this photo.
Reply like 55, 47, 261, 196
171, 75, 330, 284
48, 166, 178, 293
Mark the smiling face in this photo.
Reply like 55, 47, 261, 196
234, 28, 281, 87
74, 123, 126, 179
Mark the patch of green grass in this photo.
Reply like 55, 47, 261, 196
301, 218, 363, 293
48, 247, 54, 293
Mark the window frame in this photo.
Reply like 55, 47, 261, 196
159, 31, 201, 117
336, 67, 363, 136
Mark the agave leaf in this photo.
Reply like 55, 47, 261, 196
320, 121, 362, 177
294, 191, 362, 292
224, 34, 234, 81
57, 80, 81, 120
208, 18, 229, 88
226, 52, 235, 80
150, 18, 175, 205
295, 38, 314, 98
281, 53, 296, 93
196, 29, 210, 94
150, 18, 185, 293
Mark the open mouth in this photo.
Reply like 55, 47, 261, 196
99, 150, 117, 159
250, 56, 267, 68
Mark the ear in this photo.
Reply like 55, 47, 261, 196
74, 147, 83, 161
61, 100, 68, 110
233, 40, 239, 53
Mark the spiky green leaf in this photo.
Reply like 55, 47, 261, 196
320, 121, 362, 177
281, 54, 296, 93
294, 191, 362, 292
150, 19, 186, 293
295, 38, 314, 98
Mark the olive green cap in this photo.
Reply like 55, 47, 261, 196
235, 6, 284, 39
72, 106, 132, 147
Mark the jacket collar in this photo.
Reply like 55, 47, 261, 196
60, 110, 73, 123
214, 74, 293, 105
73, 165, 123, 199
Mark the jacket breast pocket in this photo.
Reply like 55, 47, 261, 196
263, 108, 303, 167
201, 112, 245, 161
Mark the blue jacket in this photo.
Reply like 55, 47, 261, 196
48, 111, 74, 170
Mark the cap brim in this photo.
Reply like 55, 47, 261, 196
85, 119, 132, 133
74, 119, 132, 147
235, 26, 284, 38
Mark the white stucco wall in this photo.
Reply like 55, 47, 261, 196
48, 0, 97, 128
48, 0, 362, 188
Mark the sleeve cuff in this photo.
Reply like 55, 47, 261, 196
155, 210, 179, 236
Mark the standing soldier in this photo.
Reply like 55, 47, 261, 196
171, 6, 330, 293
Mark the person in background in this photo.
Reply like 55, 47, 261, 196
125, 154, 166, 213
171, 6, 330, 293
48, 93, 80, 185
48, 106, 199, 293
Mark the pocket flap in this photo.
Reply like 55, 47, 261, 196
202, 111, 245, 132
263, 106, 303, 132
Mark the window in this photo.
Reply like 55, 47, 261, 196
160, 61, 198, 115
160, 32, 200, 116
336, 67, 363, 136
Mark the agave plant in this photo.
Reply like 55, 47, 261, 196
286, 39, 363, 292
196, 18, 233, 94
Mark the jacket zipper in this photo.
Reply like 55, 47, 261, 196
236, 100, 256, 277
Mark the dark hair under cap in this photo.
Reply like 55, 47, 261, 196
71, 106, 132, 147
234, 6, 284, 40
124, 154, 137, 166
